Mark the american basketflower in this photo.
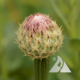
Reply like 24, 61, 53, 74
16, 13, 63, 80
16, 13, 63, 59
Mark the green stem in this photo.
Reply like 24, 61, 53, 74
50, 0, 70, 32
69, 22, 76, 38
73, 52, 80, 80
34, 57, 50, 80
0, 49, 8, 80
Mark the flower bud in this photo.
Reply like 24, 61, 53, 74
16, 13, 63, 59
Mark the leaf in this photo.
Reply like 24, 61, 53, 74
57, 73, 75, 80
17, 0, 41, 7
58, 51, 74, 69
68, 39, 80, 53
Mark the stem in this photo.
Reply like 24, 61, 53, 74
73, 51, 80, 80
0, 50, 9, 80
34, 57, 50, 80
50, 0, 70, 33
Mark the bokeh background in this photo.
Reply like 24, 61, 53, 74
0, 0, 80, 80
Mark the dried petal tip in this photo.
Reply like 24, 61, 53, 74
16, 13, 63, 59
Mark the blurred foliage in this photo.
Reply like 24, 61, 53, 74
0, 0, 80, 80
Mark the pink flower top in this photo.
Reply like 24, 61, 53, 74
23, 13, 54, 37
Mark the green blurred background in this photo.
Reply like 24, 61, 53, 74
0, 0, 80, 80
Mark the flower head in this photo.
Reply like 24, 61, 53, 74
16, 13, 63, 59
